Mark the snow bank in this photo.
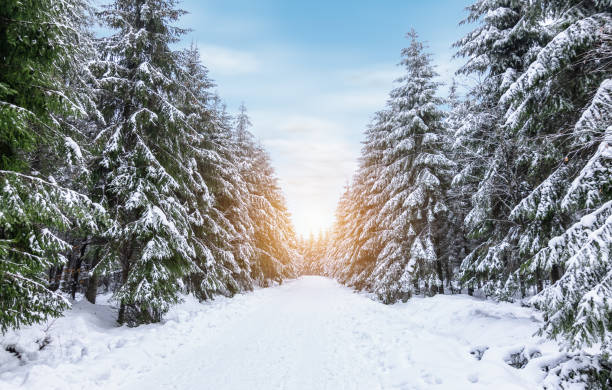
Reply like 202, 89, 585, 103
0, 277, 571, 389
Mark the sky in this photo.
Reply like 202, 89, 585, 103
178, 0, 473, 237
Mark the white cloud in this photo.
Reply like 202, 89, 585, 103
251, 113, 359, 236
340, 66, 403, 88
319, 90, 388, 113
276, 115, 346, 135
264, 136, 358, 237
198, 45, 260, 75
312, 65, 401, 114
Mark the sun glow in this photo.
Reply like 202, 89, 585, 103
292, 208, 334, 239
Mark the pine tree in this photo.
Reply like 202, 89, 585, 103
531, 129, 611, 354
365, 31, 453, 302
500, 1, 612, 354
505, 2, 611, 287
92, 0, 197, 325
176, 44, 250, 299
455, 0, 611, 303
326, 116, 390, 290
326, 32, 453, 303
0, 0, 106, 332
232, 105, 298, 286
453, 0, 546, 298
301, 229, 331, 275
52, 2, 106, 302
454, 0, 611, 362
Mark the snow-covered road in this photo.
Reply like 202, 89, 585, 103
1, 276, 560, 390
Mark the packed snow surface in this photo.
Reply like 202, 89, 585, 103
1, 276, 562, 390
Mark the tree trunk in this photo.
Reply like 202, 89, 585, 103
85, 272, 99, 304
445, 261, 453, 294
48, 266, 63, 291
551, 264, 560, 284
536, 267, 544, 293
117, 263, 129, 325
118, 301, 126, 325
70, 243, 88, 300
117, 242, 133, 325
436, 259, 444, 294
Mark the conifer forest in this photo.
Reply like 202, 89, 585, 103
0, 1, 610, 389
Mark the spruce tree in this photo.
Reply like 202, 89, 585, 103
0, 0, 105, 332
327, 111, 400, 290
325, 183, 360, 281
454, 0, 611, 362
366, 31, 453, 302
326, 32, 453, 303
453, 0, 544, 297
177, 45, 250, 299
531, 129, 611, 354
500, 1, 612, 354
92, 0, 196, 325
443, 81, 475, 294
233, 105, 298, 286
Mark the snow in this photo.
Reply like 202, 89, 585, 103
64, 137, 83, 162
0, 276, 564, 390
500, 13, 611, 108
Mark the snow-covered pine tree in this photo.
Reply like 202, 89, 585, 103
235, 103, 253, 141
326, 32, 454, 302
452, 1, 611, 378
364, 31, 454, 302
233, 105, 298, 286
250, 145, 299, 284
499, 0, 612, 356
209, 105, 261, 294
343, 111, 395, 290
176, 44, 251, 300
324, 120, 384, 289
92, 0, 198, 325
503, 1, 611, 296
300, 229, 331, 276
327, 181, 372, 282
443, 80, 476, 294
324, 183, 354, 279
452, 0, 545, 297
531, 127, 611, 355
344, 106, 399, 297
50, 3, 108, 301
0, 0, 106, 332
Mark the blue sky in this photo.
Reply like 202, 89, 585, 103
177, 0, 473, 236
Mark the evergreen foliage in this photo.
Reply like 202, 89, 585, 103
452, 0, 611, 355
324, 32, 454, 303
1, 1, 610, 385
1, 0, 299, 330
92, 0, 199, 325
0, 0, 106, 332
233, 104, 298, 286
323, 2, 611, 378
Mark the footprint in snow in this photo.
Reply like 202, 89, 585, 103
469, 345, 489, 360
420, 370, 442, 385
95, 371, 111, 383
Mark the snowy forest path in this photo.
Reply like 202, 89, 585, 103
4, 276, 551, 390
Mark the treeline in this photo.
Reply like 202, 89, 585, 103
307, 0, 611, 373
298, 231, 332, 275
0, 0, 298, 330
